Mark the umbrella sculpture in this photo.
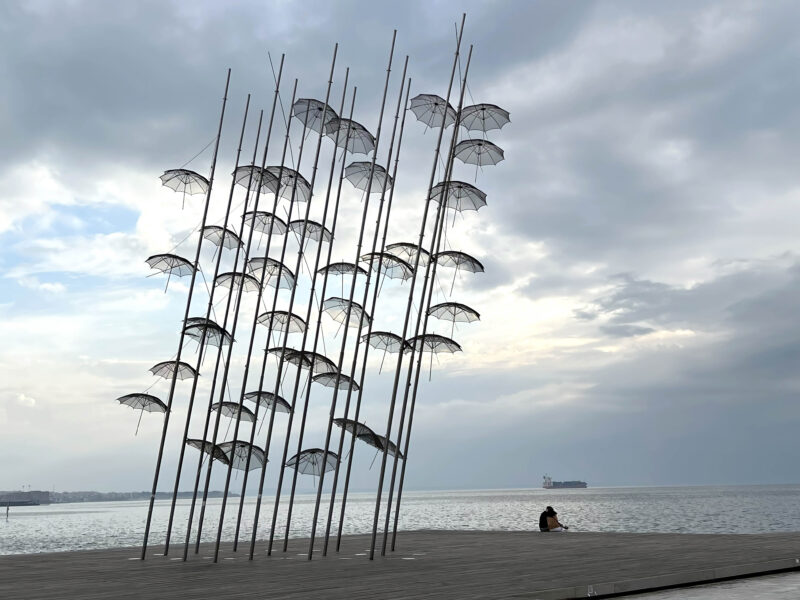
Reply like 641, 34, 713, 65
292, 98, 339, 134
429, 180, 487, 213
214, 271, 262, 294
362, 330, 405, 373
246, 257, 295, 290
184, 320, 233, 349
405, 333, 463, 380
427, 301, 480, 337
409, 93, 457, 129
233, 164, 279, 194
286, 448, 339, 477
312, 372, 360, 392
288, 219, 333, 244
317, 261, 367, 295
434, 249, 485, 294
117, 393, 168, 435
243, 391, 292, 414
458, 103, 511, 132
322, 297, 372, 334
243, 211, 287, 236
146, 253, 196, 292
344, 162, 393, 193
265, 166, 312, 203
324, 117, 375, 155
256, 310, 306, 336
453, 139, 505, 179
149, 360, 197, 381
359, 251, 414, 281
160, 168, 209, 208
334, 419, 402, 468
219, 441, 267, 471
210, 401, 256, 423
202, 225, 244, 251
385, 242, 431, 268
186, 439, 230, 465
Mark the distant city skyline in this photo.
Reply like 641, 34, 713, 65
1, 0, 799, 493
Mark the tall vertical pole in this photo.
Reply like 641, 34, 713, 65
162, 94, 264, 556
141, 69, 231, 560
324, 72, 411, 555
386, 47, 473, 554
211, 48, 339, 563
367, 15, 466, 560
316, 61, 408, 558
226, 56, 286, 552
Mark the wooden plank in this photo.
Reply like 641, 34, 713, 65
1, 531, 799, 599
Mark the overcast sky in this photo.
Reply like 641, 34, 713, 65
1, 0, 799, 494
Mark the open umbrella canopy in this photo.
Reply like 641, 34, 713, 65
265, 166, 312, 203
149, 360, 197, 381
288, 219, 333, 243
214, 271, 262, 293
184, 320, 233, 348
312, 372, 360, 392
360, 251, 414, 281
429, 180, 487, 212
243, 390, 292, 414
427, 301, 481, 324
409, 93, 457, 128
459, 103, 511, 132
453, 139, 505, 166
246, 257, 295, 290
357, 431, 404, 459
210, 401, 256, 423
344, 162, 393, 193
160, 169, 209, 196
256, 310, 306, 335
324, 117, 375, 155
317, 261, 368, 278
404, 333, 462, 355
362, 331, 404, 353
322, 297, 371, 329
202, 225, 244, 250
145, 254, 196, 278
334, 417, 376, 438
218, 440, 266, 471
243, 210, 287, 235
385, 242, 431, 267
116, 393, 167, 413
266, 347, 338, 376
286, 448, 339, 476
233, 164, 279, 194
186, 438, 230, 464
434, 250, 485, 273
292, 98, 338, 133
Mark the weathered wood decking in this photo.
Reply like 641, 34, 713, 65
1, 530, 799, 599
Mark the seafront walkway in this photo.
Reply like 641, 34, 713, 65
1, 530, 799, 599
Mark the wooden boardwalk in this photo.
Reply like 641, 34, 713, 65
2, 530, 799, 599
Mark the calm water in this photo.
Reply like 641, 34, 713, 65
1, 485, 799, 555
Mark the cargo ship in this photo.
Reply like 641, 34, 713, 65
542, 475, 587, 489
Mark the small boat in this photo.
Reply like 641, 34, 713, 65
543, 475, 587, 489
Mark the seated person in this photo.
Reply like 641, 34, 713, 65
546, 506, 568, 532
539, 506, 551, 531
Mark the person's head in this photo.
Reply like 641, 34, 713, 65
546, 506, 557, 516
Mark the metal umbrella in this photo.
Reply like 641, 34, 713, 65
459, 103, 511, 132
359, 251, 414, 281
160, 169, 209, 208
409, 93, 457, 129
322, 296, 371, 333
211, 401, 256, 423
285, 448, 339, 477
214, 271, 262, 294
202, 225, 244, 251
362, 330, 404, 373
427, 301, 480, 336
453, 139, 505, 166
233, 164, 279, 195
219, 441, 267, 471
265, 166, 312, 203
186, 438, 230, 465
404, 333, 463, 380
288, 219, 333, 244
243, 211, 287, 236
324, 117, 375, 155
149, 360, 197, 381
246, 257, 295, 290
385, 242, 431, 268
344, 162, 393, 193
292, 98, 339, 134
145, 253, 196, 292
317, 261, 367, 296
312, 372, 360, 392
116, 393, 167, 435
429, 180, 487, 213
243, 391, 292, 414
256, 311, 306, 339
434, 250, 485, 294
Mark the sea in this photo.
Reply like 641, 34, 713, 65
3, 484, 799, 556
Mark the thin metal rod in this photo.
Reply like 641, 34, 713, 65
140, 68, 230, 560
227, 55, 285, 552
242, 78, 302, 560
386, 46, 473, 555
162, 92, 264, 557
367, 15, 466, 560
266, 43, 341, 555
322, 63, 410, 557
178, 96, 256, 559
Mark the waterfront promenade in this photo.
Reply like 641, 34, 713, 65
1, 530, 799, 599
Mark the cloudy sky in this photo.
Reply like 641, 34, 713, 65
1, 0, 799, 495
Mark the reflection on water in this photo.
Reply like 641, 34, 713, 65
1, 485, 799, 555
